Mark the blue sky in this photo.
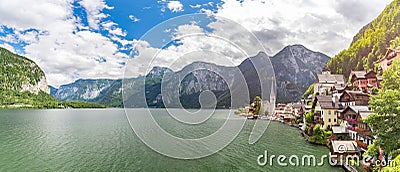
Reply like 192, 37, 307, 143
0, 0, 221, 54
0, 0, 392, 86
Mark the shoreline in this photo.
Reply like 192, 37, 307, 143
274, 118, 354, 172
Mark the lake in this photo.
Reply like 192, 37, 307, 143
0, 109, 343, 171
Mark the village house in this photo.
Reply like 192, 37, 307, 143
314, 66, 346, 95
349, 70, 380, 92
338, 90, 370, 107
332, 126, 349, 141
301, 104, 312, 125
301, 94, 313, 105
312, 96, 342, 130
274, 103, 286, 116
289, 103, 303, 118
339, 106, 374, 150
330, 140, 360, 166
331, 85, 348, 94
380, 48, 400, 71
281, 104, 295, 123
356, 111, 374, 150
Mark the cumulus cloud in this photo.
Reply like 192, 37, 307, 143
333, 0, 390, 24
129, 15, 140, 22
128, 20, 264, 78
213, 0, 391, 56
190, 4, 202, 9
167, 1, 184, 12
0, 0, 130, 87
79, 0, 114, 30
0, 34, 19, 44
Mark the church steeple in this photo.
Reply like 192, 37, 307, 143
269, 80, 276, 115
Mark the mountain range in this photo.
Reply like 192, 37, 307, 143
50, 44, 330, 108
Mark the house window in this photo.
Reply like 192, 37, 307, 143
328, 111, 331, 115
328, 118, 331, 122
334, 119, 336, 122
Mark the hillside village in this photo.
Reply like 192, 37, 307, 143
240, 48, 400, 171
278, 48, 399, 171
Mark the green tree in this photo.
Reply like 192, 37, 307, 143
305, 111, 314, 124
366, 89, 400, 155
364, 143, 380, 159
382, 154, 400, 171
390, 36, 400, 49
303, 84, 314, 98
253, 96, 262, 115
313, 124, 323, 136
264, 110, 269, 116
365, 59, 400, 156
381, 59, 400, 90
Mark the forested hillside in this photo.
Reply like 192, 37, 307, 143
0, 47, 105, 108
327, 0, 400, 77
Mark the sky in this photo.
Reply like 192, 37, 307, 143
0, 0, 392, 87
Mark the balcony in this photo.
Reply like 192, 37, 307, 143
355, 127, 372, 136
355, 139, 368, 150
347, 126, 355, 131
355, 127, 364, 133
347, 119, 357, 124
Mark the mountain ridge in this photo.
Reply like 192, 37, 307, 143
51, 44, 330, 107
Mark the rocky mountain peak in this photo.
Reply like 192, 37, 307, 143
146, 66, 173, 78
50, 44, 331, 106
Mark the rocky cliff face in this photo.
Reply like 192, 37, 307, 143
21, 76, 50, 94
270, 45, 330, 103
51, 79, 118, 102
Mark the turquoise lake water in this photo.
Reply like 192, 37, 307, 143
0, 109, 343, 171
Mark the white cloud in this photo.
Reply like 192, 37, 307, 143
101, 21, 127, 36
0, 0, 130, 87
0, 43, 16, 53
190, 4, 202, 8
0, 34, 18, 44
164, 29, 171, 33
129, 15, 140, 22
0, 0, 72, 31
109, 27, 127, 37
128, 22, 260, 77
212, 0, 392, 56
167, 1, 184, 12
79, 0, 114, 30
